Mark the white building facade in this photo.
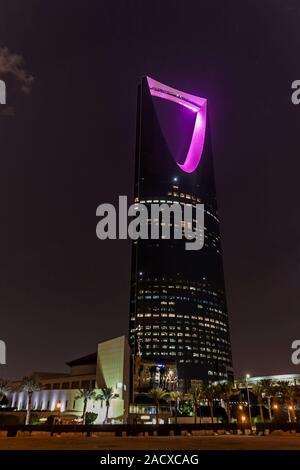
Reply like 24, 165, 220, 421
9, 336, 130, 424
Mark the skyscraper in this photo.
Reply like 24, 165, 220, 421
129, 77, 233, 390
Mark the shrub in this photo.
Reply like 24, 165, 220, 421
0, 396, 9, 407
272, 409, 289, 425
29, 413, 40, 425
85, 412, 98, 424
46, 415, 56, 425
0, 414, 20, 425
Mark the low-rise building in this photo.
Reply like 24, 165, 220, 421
8, 336, 130, 424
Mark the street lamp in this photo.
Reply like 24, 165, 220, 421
131, 324, 142, 403
288, 404, 294, 423
56, 400, 61, 424
245, 374, 252, 425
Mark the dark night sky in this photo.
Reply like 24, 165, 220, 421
0, 0, 300, 379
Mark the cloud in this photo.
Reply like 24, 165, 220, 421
0, 47, 33, 94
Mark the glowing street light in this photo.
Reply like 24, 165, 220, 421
245, 374, 252, 425
288, 404, 295, 423
56, 400, 62, 424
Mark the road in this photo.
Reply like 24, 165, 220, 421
0, 433, 300, 450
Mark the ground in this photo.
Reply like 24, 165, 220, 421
0, 434, 300, 450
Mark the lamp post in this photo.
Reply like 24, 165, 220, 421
245, 374, 252, 425
238, 404, 243, 426
56, 400, 61, 424
131, 324, 142, 405
288, 404, 294, 423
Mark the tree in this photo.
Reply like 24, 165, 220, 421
149, 366, 158, 388
85, 411, 98, 424
134, 355, 142, 388
145, 388, 169, 425
188, 386, 203, 424
75, 388, 97, 425
0, 379, 9, 404
251, 383, 265, 423
97, 387, 119, 424
168, 391, 183, 424
260, 379, 274, 421
216, 382, 238, 424
159, 367, 167, 389
19, 377, 41, 425
277, 382, 299, 423
202, 383, 219, 423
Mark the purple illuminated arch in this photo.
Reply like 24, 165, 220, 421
147, 77, 207, 173
147, 76, 207, 174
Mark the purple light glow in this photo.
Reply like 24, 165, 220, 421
147, 76, 207, 173
180, 102, 198, 112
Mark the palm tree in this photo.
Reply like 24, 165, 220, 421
188, 386, 203, 424
19, 377, 41, 425
202, 383, 219, 423
159, 367, 167, 389
0, 379, 9, 404
75, 388, 97, 424
294, 385, 300, 417
97, 387, 119, 424
277, 381, 298, 422
251, 383, 265, 423
260, 379, 274, 421
168, 390, 183, 424
145, 388, 169, 424
149, 366, 157, 388
137, 364, 144, 388
216, 382, 238, 424
134, 355, 142, 387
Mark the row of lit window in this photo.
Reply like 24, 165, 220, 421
140, 331, 229, 342
143, 351, 228, 367
131, 312, 227, 323
166, 192, 200, 201
142, 338, 231, 351
134, 321, 228, 333
132, 330, 230, 342
135, 324, 228, 332
136, 313, 227, 326
137, 323, 227, 336
135, 279, 224, 295
141, 336, 230, 346
131, 322, 230, 332
138, 295, 222, 303
133, 337, 231, 350
139, 197, 200, 206
138, 285, 223, 296
131, 318, 227, 326
136, 287, 223, 298
143, 349, 230, 363
142, 340, 229, 354
137, 295, 224, 308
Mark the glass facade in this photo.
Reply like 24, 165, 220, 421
129, 77, 233, 389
